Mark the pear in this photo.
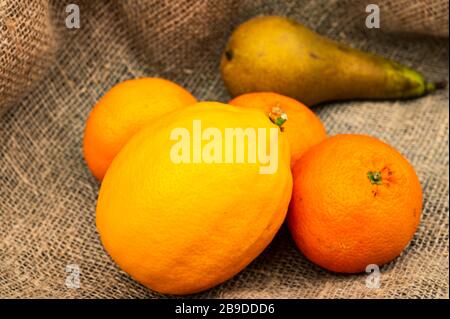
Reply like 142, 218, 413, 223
220, 16, 438, 106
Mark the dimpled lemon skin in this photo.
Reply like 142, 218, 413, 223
96, 102, 293, 295
83, 77, 197, 180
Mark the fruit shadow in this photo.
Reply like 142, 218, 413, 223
163, 223, 366, 299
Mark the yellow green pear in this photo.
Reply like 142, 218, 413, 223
221, 16, 437, 106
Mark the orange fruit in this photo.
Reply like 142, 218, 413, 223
83, 77, 197, 180
96, 102, 292, 294
288, 134, 422, 273
229, 92, 326, 166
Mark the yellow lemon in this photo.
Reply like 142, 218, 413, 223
96, 102, 292, 294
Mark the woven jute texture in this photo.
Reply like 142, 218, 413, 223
0, 0, 448, 298
0, 0, 57, 116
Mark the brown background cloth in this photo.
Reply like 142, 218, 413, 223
0, 0, 448, 298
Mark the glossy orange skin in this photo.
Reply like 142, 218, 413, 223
83, 77, 197, 180
229, 92, 326, 166
288, 134, 423, 273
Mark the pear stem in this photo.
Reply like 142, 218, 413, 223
425, 81, 448, 94
426, 82, 436, 93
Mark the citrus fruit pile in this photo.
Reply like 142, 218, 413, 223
83, 77, 422, 295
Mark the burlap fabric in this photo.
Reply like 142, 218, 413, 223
0, 0, 448, 298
